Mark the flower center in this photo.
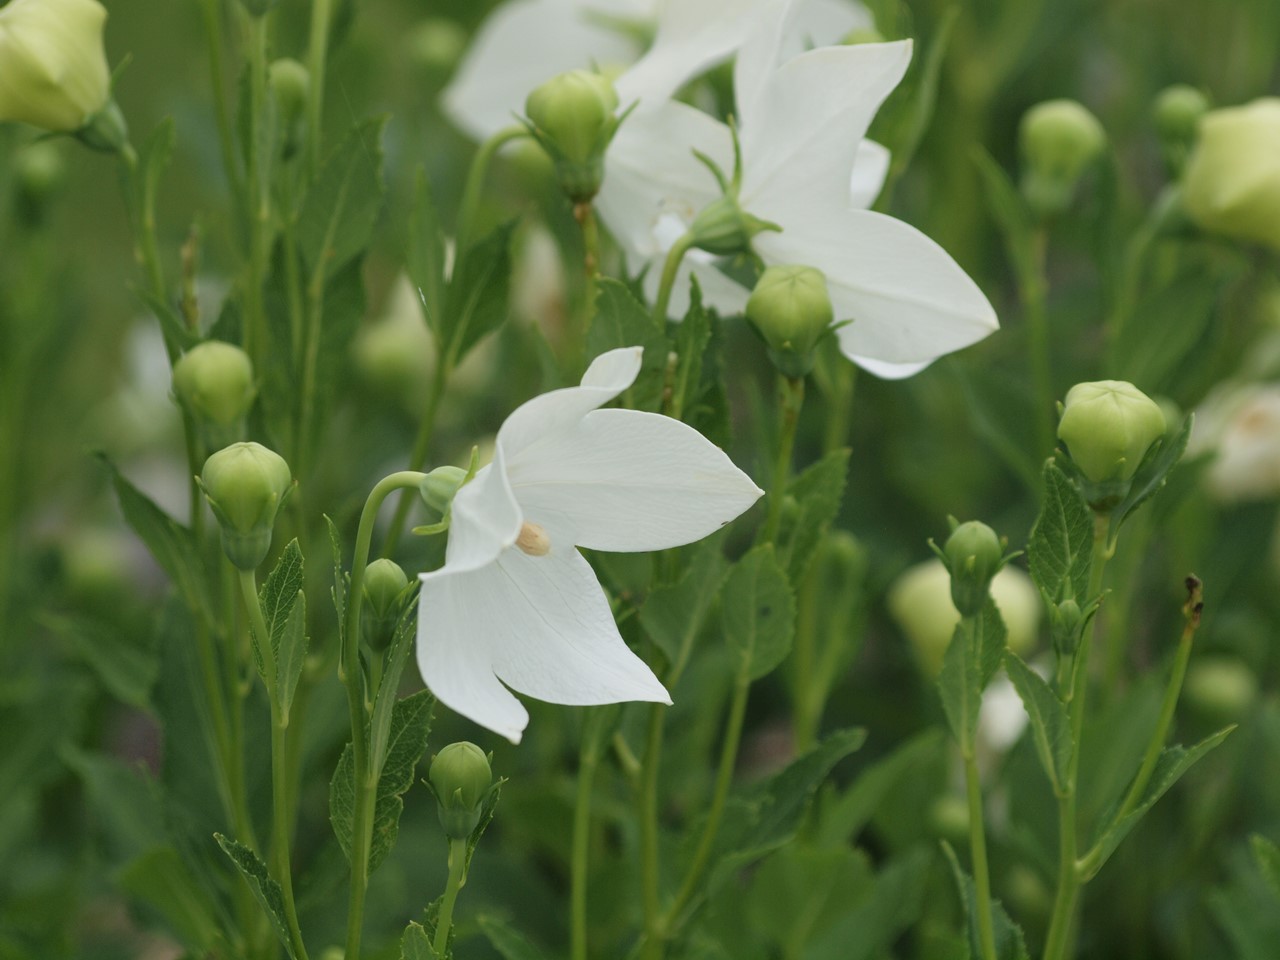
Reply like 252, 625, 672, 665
516, 521, 551, 556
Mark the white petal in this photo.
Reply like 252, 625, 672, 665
423, 445, 522, 579
844, 354, 932, 380
741, 40, 912, 218
849, 139, 890, 209
598, 100, 731, 258
787, 0, 874, 53
732, 0, 796, 129
615, 0, 780, 106
507, 408, 763, 551
442, 0, 639, 142
497, 347, 642, 462
638, 243, 751, 319
416, 579, 531, 742
755, 205, 997, 368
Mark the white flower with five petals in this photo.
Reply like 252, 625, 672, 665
597, 4, 998, 378
415, 347, 763, 742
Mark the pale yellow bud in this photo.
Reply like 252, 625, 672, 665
1183, 98, 1280, 251
0, 0, 111, 132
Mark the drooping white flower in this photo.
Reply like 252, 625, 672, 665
597, 5, 997, 378
442, 0, 870, 142
415, 347, 763, 742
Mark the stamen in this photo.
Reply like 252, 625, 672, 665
516, 521, 551, 556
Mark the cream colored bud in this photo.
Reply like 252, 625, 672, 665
0, 0, 111, 133
1182, 98, 1280, 252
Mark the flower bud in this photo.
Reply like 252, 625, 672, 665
1183, 656, 1258, 722
172, 341, 256, 450
1154, 85, 1209, 148
12, 140, 67, 225
361, 558, 409, 653
419, 465, 468, 519
1057, 380, 1167, 493
942, 520, 1005, 618
408, 17, 468, 74
524, 69, 621, 202
0, 0, 111, 133
687, 194, 779, 257
1182, 98, 1280, 252
269, 58, 309, 126
745, 265, 834, 378
429, 742, 494, 840
1019, 99, 1106, 218
200, 442, 293, 570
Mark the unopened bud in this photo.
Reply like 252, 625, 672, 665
1183, 656, 1257, 721
687, 194, 779, 257
269, 58, 309, 126
408, 17, 467, 73
200, 442, 293, 570
1019, 99, 1106, 218
172, 341, 256, 450
429, 741, 494, 840
1182, 98, 1280, 252
941, 520, 1005, 618
1058, 380, 1167, 494
0, 0, 111, 134
525, 69, 621, 202
13, 141, 67, 224
745, 265, 834, 378
419, 465, 468, 520
361, 558, 409, 653
1154, 85, 1209, 146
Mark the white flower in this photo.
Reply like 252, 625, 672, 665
0, 0, 111, 132
597, 6, 997, 378
1191, 382, 1280, 502
442, 0, 870, 142
415, 347, 763, 742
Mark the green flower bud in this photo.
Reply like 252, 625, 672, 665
928, 794, 971, 845
361, 558, 409, 653
419, 465, 468, 518
408, 17, 468, 73
1183, 656, 1258, 722
200, 442, 293, 570
1182, 98, 1280, 252
0, 0, 111, 133
13, 140, 67, 224
686, 194, 779, 257
745, 265, 834, 378
525, 69, 621, 202
942, 520, 1005, 618
1047, 597, 1087, 659
429, 742, 494, 840
1019, 99, 1106, 218
1154, 85, 1210, 146
1057, 380, 1167, 493
269, 58, 309, 126
172, 341, 256, 450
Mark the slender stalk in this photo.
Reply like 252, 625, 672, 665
1023, 227, 1053, 459
572, 200, 601, 371
305, 0, 334, 177
242, 11, 272, 367
570, 731, 601, 960
382, 370, 449, 557
964, 750, 999, 960
763, 376, 805, 544
456, 125, 530, 254
198, 0, 246, 208
342, 472, 430, 960
638, 704, 666, 960
1042, 788, 1080, 960
433, 838, 470, 956
821, 362, 856, 454
239, 569, 309, 960
651, 233, 694, 328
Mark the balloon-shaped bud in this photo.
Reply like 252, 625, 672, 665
1182, 98, 1280, 252
1019, 99, 1106, 218
428, 742, 494, 840
0, 0, 111, 134
200, 442, 293, 570
745, 265, 834, 378
941, 520, 1005, 618
361, 558, 409, 653
524, 69, 621, 202
1058, 380, 1166, 489
172, 341, 256, 450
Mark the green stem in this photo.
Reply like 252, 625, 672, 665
456, 125, 530, 254
239, 569, 309, 960
964, 749, 999, 960
342, 471, 430, 960
638, 704, 666, 960
821, 362, 856, 454
572, 200, 601, 371
764, 376, 805, 544
305, 0, 334, 177
651, 233, 693, 328
198, 0, 246, 209
433, 837, 469, 956
570, 731, 600, 960
1042, 791, 1080, 960
1024, 227, 1053, 459
242, 11, 272, 367
382, 369, 450, 558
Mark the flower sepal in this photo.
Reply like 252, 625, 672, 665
523, 69, 630, 203
929, 518, 1020, 618
74, 97, 128, 153
684, 124, 780, 257
199, 442, 294, 570
413, 451, 480, 537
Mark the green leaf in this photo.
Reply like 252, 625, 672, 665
401, 921, 439, 960
64, 750, 165, 862
1083, 726, 1233, 879
721, 545, 795, 681
477, 915, 550, 960
807, 848, 933, 960
465, 776, 503, 875
326, 514, 347, 636
215, 833, 296, 957
587, 278, 666, 410
443, 222, 515, 365
275, 592, 307, 720
297, 116, 387, 277
972, 146, 1036, 288
256, 539, 304, 692
671, 281, 712, 421
139, 288, 198, 353
637, 541, 729, 668
117, 847, 222, 954
780, 448, 849, 583
1028, 460, 1093, 602
1109, 414, 1192, 536
98, 454, 211, 622
1115, 276, 1219, 391
1251, 834, 1280, 901
938, 598, 1008, 747
48, 615, 158, 709
331, 689, 435, 873
1004, 651, 1071, 794
406, 165, 447, 336
942, 841, 1031, 960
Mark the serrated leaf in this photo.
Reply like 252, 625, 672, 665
298, 117, 387, 277
326, 515, 346, 634
721, 545, 795, 680
118, 847, 222, 954
401, 920, 439, 960
1083, 726, 1233, 879
275, 592, 307, 720
443, 222, 514, 365
1109, 414, 1192, 536
637, 541, 728, 668
215, 833, 295, 957
477, 915, 550, 960
256, 540, 304, 694
780, 448, 849, 583
1028, 461, 1093, 602
1250, 835, 1280, 901
942, 841, 1031, 960
1004, 651, 1071, 794
938, 598, 1008, 748
465, 777, 503, 874
406, 165, 447, 336
331, 690, 435, 874
587, 278, 666, 410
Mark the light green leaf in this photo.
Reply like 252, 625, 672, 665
118, 847, 222, 954
1004, 651, 1071, 794
780, 448, 849, 583
401, 920, 439, 960
637, 540, 728, 669
297, 117, 387, 277
1028, 460, 1093, 602
1251, 834, 1280, 901
215, 833, 296, 958
972, 145, 1036, 292
938, 598, 1008, 747
942, 841, 1031, 960
477, 914, 550, 960
257, 540, 304, 695
721, 544, 795, 681
443, 222, 514, 365
325, 514, 347, 636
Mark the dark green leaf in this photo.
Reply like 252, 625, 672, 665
637, 541, 729, 668
64, 750, 165, 862
259, 540, 303, 652
1028, 460, 1093, 602
117, 847, 222, 954
942, 841, 1031, 960
1251, 834, 1280, 901
477, 915, 550, 960
671, 281, 712, 421
808, 848, 933, 960
401, 921, 439, 960
721, 544, 795, 680
938, 598, 1008, 747
406, 165, 447, 336
587, 278, 666, 410
780, 448, 849, 583
49, 615, 157, 709
215, 833, 296, 957
443, 222, 515, 365
297, 117, 387, 277
1109, 414, 1192, 536
1004, 651, 1071, 794
465, 777, 503, 874
326, 514, 346, 635
276, 591, 307, 720
973, 146, 1036, 288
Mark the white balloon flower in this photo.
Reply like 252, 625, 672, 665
597, 5, 998, 378
415, 347, 764, 742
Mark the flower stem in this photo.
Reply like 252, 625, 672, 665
651, 233, 694, 328
571, 725, 601, 960
1023, 227, 1053, 459
964, 748, 999, 960
456, 125, 530, 254
572, 200, 601, 371
305, 0, 334, 177
242, 10, 272, 368
638, 704, 666, 960
433, 837, 470, 956
764, 375, 805, 544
